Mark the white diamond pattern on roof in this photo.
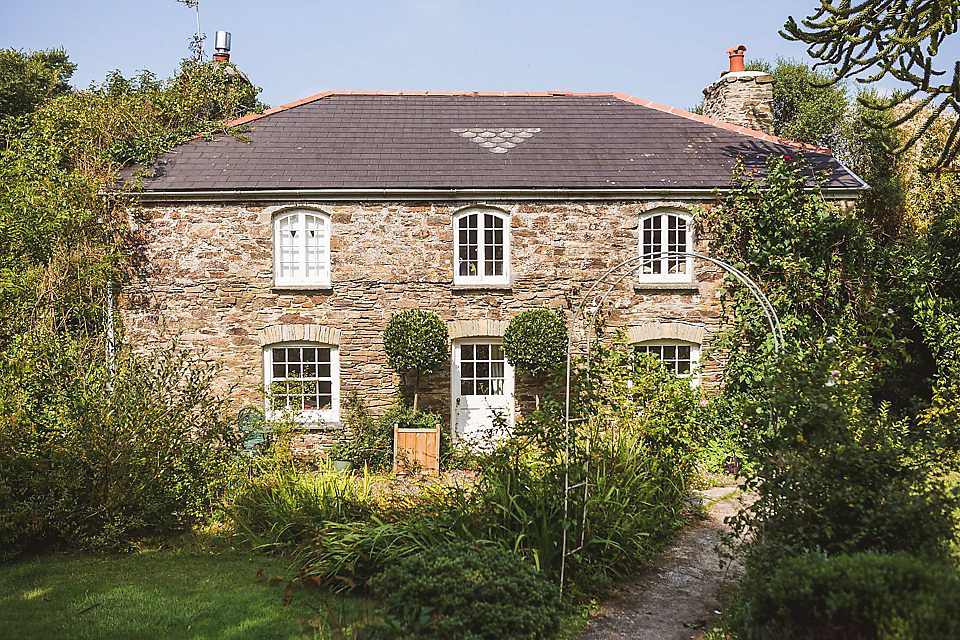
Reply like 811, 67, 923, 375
450, 128, 541, 154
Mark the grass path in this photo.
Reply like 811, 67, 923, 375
0, 549, 343, 639
578, 484, 745, 640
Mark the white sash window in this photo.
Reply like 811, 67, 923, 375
454, 208, 510, 286
274, 209, 331, 286
639, 210, 693, 283
264, 343, 340, 422
636, 340, 701, 383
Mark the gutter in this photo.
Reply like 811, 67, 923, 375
125, 186, 867, 204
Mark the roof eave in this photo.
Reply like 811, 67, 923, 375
123, 186, 867, 204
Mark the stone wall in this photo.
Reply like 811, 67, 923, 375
702, 70, 775, 135
123, 200, 727, 450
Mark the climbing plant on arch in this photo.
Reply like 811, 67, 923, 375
558, 251, 783, 593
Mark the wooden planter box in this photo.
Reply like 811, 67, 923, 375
393, 424, 440, 476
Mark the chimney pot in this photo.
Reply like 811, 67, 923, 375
726, 44, 747, 73
214, 30, 231, 62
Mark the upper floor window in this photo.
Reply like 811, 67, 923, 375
639, 210, 693, 283
453, 208, 510, 286
264, 342, 340, 422
274, 209, 331, 287
636, 340, 700, 381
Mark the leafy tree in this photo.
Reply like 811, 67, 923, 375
0, 48, 75, 121
0, 57, 264, 341
743, 57, 907, 237
784, 0, 960, 170
503, 309, 568, 408
0, 52, 265, 554
746, 58, 849, 150
383, 310, 448, 411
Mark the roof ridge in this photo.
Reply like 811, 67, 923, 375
218, 89, 832, 155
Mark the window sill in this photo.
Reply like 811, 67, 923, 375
266, 414, 342, 429
301, 420, 342, 431
452, 284, 513, 292
633, 282, 700, 293
271, 285, 334, 294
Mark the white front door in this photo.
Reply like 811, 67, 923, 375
451, 339, 514, 445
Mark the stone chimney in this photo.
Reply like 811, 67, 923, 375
702, 44, 775, 135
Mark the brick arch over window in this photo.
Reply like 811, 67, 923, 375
448, 319, 507, 340
626, 322, 706, 345
258, 324, 342, 347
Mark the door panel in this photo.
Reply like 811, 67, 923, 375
452, 339, 514, 445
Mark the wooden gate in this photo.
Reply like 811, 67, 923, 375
393, 425, 440, 476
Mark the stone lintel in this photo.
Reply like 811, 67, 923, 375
448, 318, 508, 340
258, 323, 342, 346
626, 321, 706, 345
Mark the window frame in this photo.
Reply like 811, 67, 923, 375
637, 209, 694, 284
272, 208, 332, 288
452, 207, 511, 287
635, 339, 701, 384
262, 341, 341, 423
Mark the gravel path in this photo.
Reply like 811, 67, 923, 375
579, 485, 746, 640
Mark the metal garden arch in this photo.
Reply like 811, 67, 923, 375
558, 251, 783, 593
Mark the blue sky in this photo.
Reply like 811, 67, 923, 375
2, 1, 952, 110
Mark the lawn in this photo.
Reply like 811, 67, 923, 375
0, 549, 348, 640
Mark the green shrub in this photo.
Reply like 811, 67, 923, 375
729, 347, 960, 568
503, 309, 568, 377
0, 333, 240, 557
369, 543, 563, 640
328, 392, 394, 471
328, 395, 445, 472
727, 552, 960, 640
232, 330, 696, 599
227, 461, 375, 552
383, 310, 448, 411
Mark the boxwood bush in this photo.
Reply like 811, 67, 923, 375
503, 309, 568, 377
727, 552, 960, 640
369, 543, 563, 640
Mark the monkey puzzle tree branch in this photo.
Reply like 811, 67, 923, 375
783, 0, 960, 171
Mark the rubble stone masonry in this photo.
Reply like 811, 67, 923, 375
702, 71, 776, 136
123, 200, 726, 452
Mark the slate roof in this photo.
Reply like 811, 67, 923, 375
131, 91, 865, 194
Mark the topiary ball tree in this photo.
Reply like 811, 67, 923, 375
503, 309, 568, 407
383, 310, 449, 411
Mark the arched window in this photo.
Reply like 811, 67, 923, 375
263, 342, 340, 421
635, 340, 700, 382
273, 209, 331, 287
453, 207, 510, 286
638, 209, 693, 283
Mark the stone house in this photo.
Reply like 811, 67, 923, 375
123, 46, 864, 451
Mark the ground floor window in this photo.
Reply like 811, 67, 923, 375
263, 342, 339, 421
635, 340, 700, 381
